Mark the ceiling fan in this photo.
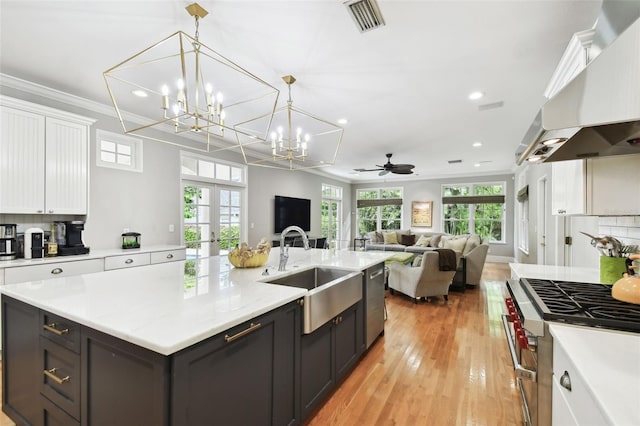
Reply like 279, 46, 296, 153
354, 153, 415, 176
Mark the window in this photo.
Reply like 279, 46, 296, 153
96, 130, 142, 172
356, 188, 403, 233
321, 184, 342, 247
442, 182, 505, 243
181, 153, 245, 184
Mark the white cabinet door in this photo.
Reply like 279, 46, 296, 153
45, 117, 88, 214
0, 106, 46, 213
587, 154, 640, 216
551, 160, 586, 215
0, 97, 94, 215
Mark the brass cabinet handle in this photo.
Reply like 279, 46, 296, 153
51, 268, 63, 275
43, 323, 69, 336
125, 258, 134, 264
224, 322, 262, 343
43, 368, 70, 385
166, 254, 174, 259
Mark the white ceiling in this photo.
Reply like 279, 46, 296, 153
0, 0, 603, 183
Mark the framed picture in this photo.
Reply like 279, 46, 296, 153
411, 201, 433, 227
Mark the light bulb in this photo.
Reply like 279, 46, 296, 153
216, 92, 223, 103
205, 83, 213, 94
177, 79, 185, 90
161, 85, 169, 96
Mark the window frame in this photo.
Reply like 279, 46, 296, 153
95, 129, 143, 173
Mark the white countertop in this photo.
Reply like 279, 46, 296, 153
0, 248, 391, 355
0, 244, 185, 269
549, 323, 640, 426
509, 263, 601, 284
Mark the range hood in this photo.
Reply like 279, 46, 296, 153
516, 1, 640, 165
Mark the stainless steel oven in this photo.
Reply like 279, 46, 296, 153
502, 276, 640, 426
502, 279, 552, 426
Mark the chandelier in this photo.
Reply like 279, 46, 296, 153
235, 75, 344, 171
103, 3, 279, 152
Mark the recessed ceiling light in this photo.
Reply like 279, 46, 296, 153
132, 89, 148, 98
468, 91, 484, 101
337, 118, 348, 125
542, 137, 567, 146
472, 141, 482, 147
527, 155, 545, 163
474, 163, 481, 167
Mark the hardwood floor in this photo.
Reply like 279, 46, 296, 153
306, 262, 523, 425
0, 263, 520, 426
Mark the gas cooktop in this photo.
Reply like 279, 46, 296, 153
520, 278, 640, 333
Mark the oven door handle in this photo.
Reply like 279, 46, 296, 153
501, 314, 537, 382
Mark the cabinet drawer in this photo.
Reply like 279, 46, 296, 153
150, 248, 186, 264
40, 336, 81, 421
4, 258, 104, 284
553, 341, 607, 425
104, 252, 150, 270
41, 394, 80, 426
40, 310, 81, 353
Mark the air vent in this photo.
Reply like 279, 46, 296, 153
478, 101, 504, 111
448, 159, 463, 164
344, 0, 386, 33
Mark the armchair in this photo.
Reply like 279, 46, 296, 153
387, 251, 460, 303
453, 238, 489, 288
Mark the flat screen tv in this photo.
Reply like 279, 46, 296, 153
274, 195, 311, 233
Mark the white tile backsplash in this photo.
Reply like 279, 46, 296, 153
598, 216, 640, 249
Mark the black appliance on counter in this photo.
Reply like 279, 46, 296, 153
0, 223, 18, 261
503, 277, 640, 426
58, 221, 90, 256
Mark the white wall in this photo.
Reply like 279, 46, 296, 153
247, 167, 352, 247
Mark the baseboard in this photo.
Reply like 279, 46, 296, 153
486, 255, 514, 263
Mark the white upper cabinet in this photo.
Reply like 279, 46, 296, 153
551, 154, 640, 216
551, 160, 587, 215
0, 96, 95, 215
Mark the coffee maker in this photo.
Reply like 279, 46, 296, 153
24, 228, 45, 259
58, 221, 90, 256
0, 224, 18, 261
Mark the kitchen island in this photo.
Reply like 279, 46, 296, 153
1, 248, 392, 425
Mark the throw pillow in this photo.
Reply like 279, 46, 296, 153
412, 255, 423, 267
430, 234, 443, 247
438, 235, 451, 248
400, 233, 416, 246
383, 231, 399, 245
415, 235, 431, 247
444, 237, 467, 253
463, 234, 482, 255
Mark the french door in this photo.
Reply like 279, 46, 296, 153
183, 181, 243, 259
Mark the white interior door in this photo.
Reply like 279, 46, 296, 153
183, 182, 243, 259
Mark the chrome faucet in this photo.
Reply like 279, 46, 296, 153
279, 225, 310, 271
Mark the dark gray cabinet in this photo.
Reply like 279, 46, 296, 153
2, 296, 40, 426
2, 295, 300, 426
172, 301, 301, 426
300, 300, 364, 419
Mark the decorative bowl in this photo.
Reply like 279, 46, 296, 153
227, 240, 271, 268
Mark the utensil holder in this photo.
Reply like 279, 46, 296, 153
600, 256, 627, 284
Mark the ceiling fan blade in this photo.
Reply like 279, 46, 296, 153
391, 163, 415, 169
391, 169, 414, 175
354, 168, 383, 172
378, 170, 389, 176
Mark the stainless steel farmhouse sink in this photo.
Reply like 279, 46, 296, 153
264, 267, 363, 334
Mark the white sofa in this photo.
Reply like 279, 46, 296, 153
365, 230, 490, 288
